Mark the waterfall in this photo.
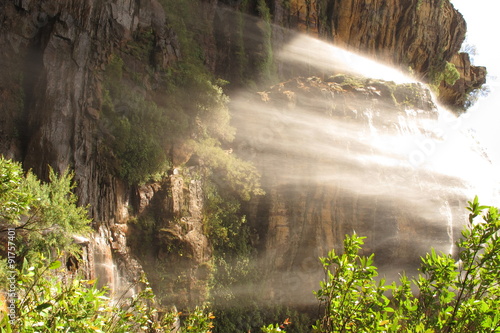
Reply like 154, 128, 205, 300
92, 227, 117, 294
91, 226, 136, 301
230, 32, 499, 306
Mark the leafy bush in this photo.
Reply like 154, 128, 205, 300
0, 157, 91, 260
429, 61, 461, 93
314, 196, 500, 332
195, 139, 264, 201
203, 179, 251, 255
0, 158, 31, 222
442, 61, 460, 86
101, 56, 178, 185
107, 92, 172, 185
0, 157, 215, 332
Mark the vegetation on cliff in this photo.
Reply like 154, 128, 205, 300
0, 157, 91, 265
100, 0, 264, 199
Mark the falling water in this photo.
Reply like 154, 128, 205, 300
92, 226, 136, 301
229, 32, 499, 306
93, 227, 117, 293
277, 34, 415, 84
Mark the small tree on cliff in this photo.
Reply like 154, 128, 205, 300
314, 196, 500, 332
0, 156, 92, 263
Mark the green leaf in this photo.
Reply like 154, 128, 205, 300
49, 260, 62, 270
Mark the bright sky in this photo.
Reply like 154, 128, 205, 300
451, 0, 500, 164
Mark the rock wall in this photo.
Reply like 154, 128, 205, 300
439, 52, 487, 110
0, 0, 181, 297
129, 168, 211, 307
0, 0, 178, 222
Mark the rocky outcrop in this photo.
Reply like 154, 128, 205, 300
0, 0, 179, 221
129, 168, 212, 307
439, 52, 487, 110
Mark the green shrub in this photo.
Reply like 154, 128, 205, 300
101, 82, 176, 185
194, 139, 264, 201
442, 61, 460, 86
0, 157, 91, 260
429, 61, 461, 93
256, 0, 276, 84
314, 196, 500, 332
203, 180, 249, 255
0, 157, 32, 221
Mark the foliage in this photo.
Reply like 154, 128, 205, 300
195, 139, 264, 201
212, 300, 311, 333
158, 0, 236, 142
416, 0, 423, 11
314, 233, 391, 332
441, 62, 461, 86
159, 0, 207, 67
183, 306, 216, 332
21, 168, 92, 257
0, 157, 91, 260
101, 2, 248, 187
126, 28, 155, 62
313, 196, 500, 332
102, 54, 179, 185
104, 89, 172, 185
0, 157, 32, 221
0, 254, 214, 332
203, 179, 251, 255
429, 61, 460, 93
0, 157, 214, 332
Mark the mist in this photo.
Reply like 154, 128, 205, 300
216, 29, 500, 308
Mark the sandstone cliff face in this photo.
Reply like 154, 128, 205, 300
234, 76, 468, 306
326, 0, 463, 75
0, 0, 195, 298
0, 0, 178, 222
